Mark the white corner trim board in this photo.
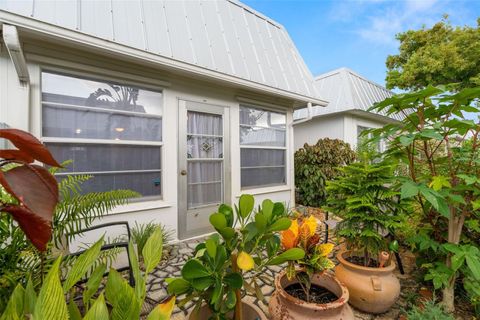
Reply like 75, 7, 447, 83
2, 24, 29, 84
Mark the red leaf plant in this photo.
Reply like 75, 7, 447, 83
0, 129, 61, 251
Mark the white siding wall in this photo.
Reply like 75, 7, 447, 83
343, 114, 385, 150
0, 41, 295, 243
294, 114, 388, 151
0, 45, 30, 131
293, 115, 344, 150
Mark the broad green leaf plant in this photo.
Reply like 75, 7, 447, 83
0, 227, 174, 320
167, 195, 304, 320
368, 85, 480, 312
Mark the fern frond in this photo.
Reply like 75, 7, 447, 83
53, 189, 139, 247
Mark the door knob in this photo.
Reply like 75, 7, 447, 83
180, 170, 187, 176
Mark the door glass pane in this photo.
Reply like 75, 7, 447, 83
187, 111, 223, 209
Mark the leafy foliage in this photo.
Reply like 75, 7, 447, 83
0, 163, 138, 312
295, 138, 356, 207
0, 228, 175, 320
0, 129, 61, 251
324, 158, 405, 264
167, 195, 300, 320
131, 221, 174, 260
281, 215, 335, 302
368, 85, 480, 311
405, 300, 454, 320
386, 17, 480, 90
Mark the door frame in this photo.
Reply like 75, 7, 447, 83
177, 99, 231, 239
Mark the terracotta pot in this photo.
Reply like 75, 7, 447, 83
187, 300, 267, 320
335, 251, 400, 314
269, 270, 354, 320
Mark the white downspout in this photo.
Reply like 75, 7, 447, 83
2, 24, 30, 84
292, 102, 313, 126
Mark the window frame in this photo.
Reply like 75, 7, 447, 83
239, 104, 287, 190
39, 68, 165, 202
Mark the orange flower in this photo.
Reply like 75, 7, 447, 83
281, 219, 299, 249
281, 229, 298, 249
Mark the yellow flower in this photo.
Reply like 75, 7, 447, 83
237, 251, 254, 271
289, 219, 299, 238
317, 243, 334, 257
304, 215, 317, 236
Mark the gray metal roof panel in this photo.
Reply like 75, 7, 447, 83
0, 0, 319, 101
294, 67, 402, 120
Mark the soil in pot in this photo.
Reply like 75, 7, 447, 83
345, 255, 380, 268
284, 283, 338, 304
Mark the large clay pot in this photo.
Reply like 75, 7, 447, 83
187, 300, 267, 320
335, 251, 400, 314
269, 270, 354, 320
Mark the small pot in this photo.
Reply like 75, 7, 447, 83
187, 300, 267, 320
269, 270, 354, 320
335, 251, 400, 314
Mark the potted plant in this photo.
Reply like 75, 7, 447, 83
269, 215, 354, 320
324, 157, 405, 314
167, 195, 305, 320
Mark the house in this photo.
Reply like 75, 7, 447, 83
0, 0, 327, 240
293, 67, 399, 151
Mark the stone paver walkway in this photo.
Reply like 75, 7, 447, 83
143, 236, 416, 320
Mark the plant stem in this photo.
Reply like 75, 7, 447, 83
231, 253, 243, 320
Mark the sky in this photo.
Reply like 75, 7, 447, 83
242, 0, 480, 87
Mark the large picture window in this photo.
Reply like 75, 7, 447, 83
239, 105, 286, 188
41, 72, 163, 199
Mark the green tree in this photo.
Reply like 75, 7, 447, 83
369, 86, 480, 313
386, 17, 480, 90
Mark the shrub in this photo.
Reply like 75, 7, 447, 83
294, 138, 356, 207
405, 300, 454, 320
132, 221, 174, 260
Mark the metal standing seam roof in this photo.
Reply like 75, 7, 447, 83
0, 0, 321, 103
294, 67, 402, 121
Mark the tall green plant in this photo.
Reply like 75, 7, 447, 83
0, 227, 175, 320
368, 85, 480, 312
324, 158, 405, 265
295, 138, 356, 207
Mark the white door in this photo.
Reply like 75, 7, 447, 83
178, 100, 230, 239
